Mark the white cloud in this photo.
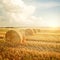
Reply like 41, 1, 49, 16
0, 0, 60, 27
0, 0, 36, 27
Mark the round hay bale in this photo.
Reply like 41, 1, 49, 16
5, 30, 23, 46
25, 29, 35, 36
33, 29, 37, 33
36, 29, 40, 33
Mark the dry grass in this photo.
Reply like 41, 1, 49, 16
0, 45, 60, 60
0, 39, 60, 60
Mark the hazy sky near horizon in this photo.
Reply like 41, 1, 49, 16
0, 0, 60, 27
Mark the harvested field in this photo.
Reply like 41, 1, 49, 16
0, 46, 60, 60
0, 27, 60, 60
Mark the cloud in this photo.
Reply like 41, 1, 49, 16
0, 0, 36, 27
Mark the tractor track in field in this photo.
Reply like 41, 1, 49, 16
0, 41, 60, 54
0, 38, 60, 53
17, 40, 60, 53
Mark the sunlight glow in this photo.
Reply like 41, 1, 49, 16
48, 20, 58, 28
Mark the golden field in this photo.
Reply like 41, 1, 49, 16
0, 27, 60, 60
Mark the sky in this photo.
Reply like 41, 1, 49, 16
0, 0, 60, 27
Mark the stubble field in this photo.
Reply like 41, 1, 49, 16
0, 27, 60, 60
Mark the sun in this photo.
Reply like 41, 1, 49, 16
48, 20, 58, 28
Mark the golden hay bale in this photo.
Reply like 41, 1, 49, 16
33, 29, 41, 33
37, 29, 40, 32
33, 29, 37, 33
25, 29, 35, 36
5, 30, 23, 46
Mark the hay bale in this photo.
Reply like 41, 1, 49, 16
33, 29, 38, 33
5, 30, 23, 46
25, 29, 35, 36
37, 29, 40, 32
